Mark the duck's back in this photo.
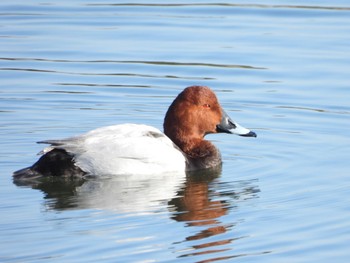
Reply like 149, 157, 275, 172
46, 124, 186, 176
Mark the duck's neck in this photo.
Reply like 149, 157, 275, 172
171, 136, 222, 170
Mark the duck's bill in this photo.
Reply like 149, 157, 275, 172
216, 110, 257, 137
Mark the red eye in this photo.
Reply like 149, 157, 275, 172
202, 104, 211, 108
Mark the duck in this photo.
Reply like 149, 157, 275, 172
13, 86, 256, 179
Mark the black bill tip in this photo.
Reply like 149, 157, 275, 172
240, 131, 257, 138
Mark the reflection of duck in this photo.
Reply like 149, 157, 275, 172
13, 86, 256, 178
13, 176, 87, 210
170, 167, 226, 224
170, 167, 229, 247
170, 168, 260, 261
13, 173, 186, 212
13, 167, 260, 261
74, 174, 186, 213
12, 167, 259, 215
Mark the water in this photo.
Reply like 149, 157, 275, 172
1, 1, 350, 262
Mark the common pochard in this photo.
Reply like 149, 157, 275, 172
13, 86, 256, 178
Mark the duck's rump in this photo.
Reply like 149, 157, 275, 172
13, 148, 86, 179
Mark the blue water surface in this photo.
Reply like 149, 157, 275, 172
1, 1, 350, 262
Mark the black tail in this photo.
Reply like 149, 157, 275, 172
13, 166, 42, 180
13, 149, 86, 180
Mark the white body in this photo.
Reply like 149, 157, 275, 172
41, 124, 187, 176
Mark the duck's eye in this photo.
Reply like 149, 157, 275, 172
202, 104, 211, 108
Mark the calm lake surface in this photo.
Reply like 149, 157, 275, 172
1, 1, 350, 262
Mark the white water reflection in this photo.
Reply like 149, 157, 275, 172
76, 174, 186, 213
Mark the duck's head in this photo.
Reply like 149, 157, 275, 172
164, 86, 256, 147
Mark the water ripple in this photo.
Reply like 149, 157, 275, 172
0, 57, 266, 70
85, 3, 350, 11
